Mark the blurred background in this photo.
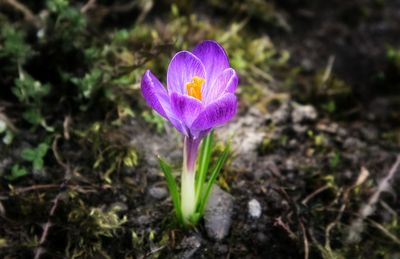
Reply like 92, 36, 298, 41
0, 0, 399, 258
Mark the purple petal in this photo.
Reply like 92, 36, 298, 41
191, 94, 237, 131
141, 70, 188, 135
171, 92, 204, 128
167, 51, 206, 95
192, 40, 230, 96
141, 70, 171, 119
203, 68, 238, 105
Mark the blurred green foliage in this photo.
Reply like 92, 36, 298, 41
21, 143, 49, 171
5, 164, 28, 181
0, 26, 33, 65
0, 119, 14, 145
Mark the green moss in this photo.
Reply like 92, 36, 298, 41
75, 122, 139, 183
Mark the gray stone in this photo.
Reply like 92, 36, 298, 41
285, 158, 296, 171
301, 58, 315, 72
0, 158, 12, 176
293, 124, 308, 134
177, 235, 202, 259
271, 102, 291, 125
343, 137, 366, 150
288, 139, 298, 148
360, 126, 378, 141
248, 199, 262, 218
204, 185, 234, 241
291, 104, 317, 123
148, 185, 168, 200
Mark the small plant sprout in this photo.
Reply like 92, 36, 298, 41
141, 40, 238, 226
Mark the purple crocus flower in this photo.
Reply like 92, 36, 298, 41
141, 40, 238, 223
141, 40, 238, 171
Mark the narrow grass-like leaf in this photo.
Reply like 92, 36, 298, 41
198, 144, 230, 215
195, 130, 214, 209
158, 157, 183, 224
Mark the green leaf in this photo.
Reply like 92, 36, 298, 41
21, 148, 36, 161
36, 143, 49, 157
14, 75, 50, 104
33, 158, 44, 171
195, 131, 214, 209
71, 68, 102, 99
22, 109, 43, 125
5, 164, 28, 181
0, 26, 33, 65
46, 0, 69, 13
0, 120, 6, 133
158, 157, 183, 224
198, 144, 230, 215
3, 130, 14, 145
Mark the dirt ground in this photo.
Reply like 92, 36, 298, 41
0, 0, 399, 258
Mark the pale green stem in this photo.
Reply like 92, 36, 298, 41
181, 166, 196, 223
181, 136, 200, 224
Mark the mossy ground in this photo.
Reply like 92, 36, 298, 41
0, 0, 399, 258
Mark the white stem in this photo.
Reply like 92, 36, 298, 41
181, 167, 196, 223
180, 136, 201, 224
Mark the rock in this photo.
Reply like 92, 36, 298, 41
136, 215, 152, 225
301, 58, 315, 72
177, 235, 202, 259
337, 127, 348, 137
343, 137, 366, 150
256, 232, 268, 243
285, 158, 296, 171
215, 244, 228, 254
239, 131, 265, 154
292, 124, 308, 134
360, 126, 378, 141
248, 199, 262, 219
148, 185, 168, 200
291, 104, 317, 123
0, 158, 12, 177
288, 139, 298, 148
271, 102, 291, 125
204, 185, 234, 241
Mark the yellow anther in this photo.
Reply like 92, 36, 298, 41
186, 76, 205, 101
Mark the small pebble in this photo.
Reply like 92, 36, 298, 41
177, 235, 202, 259
204, 185, 234, 241
148, 185, 168, 200
248, 199, 262, 219
271, 103, 291, 125
291, 104, 317, 123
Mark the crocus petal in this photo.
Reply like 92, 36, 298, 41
141, 70, 188, 135
141, 70, 171, 119
191, 93, 237, 131
203, 68, 238, 105
167, 51, 206, 95
192, 40, 230, 96
171, 92, 203, 128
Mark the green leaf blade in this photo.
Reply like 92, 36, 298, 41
198, 144, 230, 215
195, 131, 214, 209
158, 157, 183, 224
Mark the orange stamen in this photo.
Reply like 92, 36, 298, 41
186, 76, 205, 101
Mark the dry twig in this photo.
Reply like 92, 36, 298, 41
80, 0, 96, 13
1, 0, 41, 27
347, 156, 400, 243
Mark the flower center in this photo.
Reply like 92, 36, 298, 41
186, 76, 205, 101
